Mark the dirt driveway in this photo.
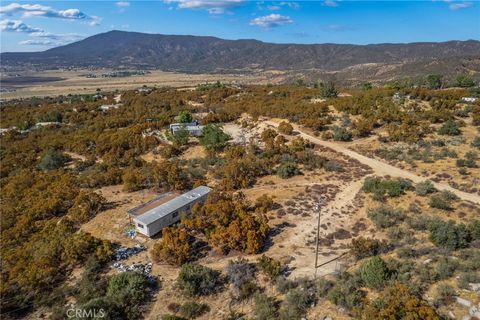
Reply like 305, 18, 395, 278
265, 120, 480, 205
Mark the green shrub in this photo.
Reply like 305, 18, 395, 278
199, 124, 230, 152
277, 162, 300, 179
367, 205, 405, 229
435, 284, 456, 306
254, 293, 277, 320
38, 149, 69, 171
275, 276, 297, 294
468, 220, 480, 240
327, 273, 365, 310
428, 219, 470, 250
436, 258, 457, 280
363, 176, 411, 200
332, 126, 352, 141
429, 190, 458, 210
278, 287, 314, 320
176, 263, 222, 296
323, 160, 343, 172
316, 278, 334, 298
257, 255, 282, 281
360, 256, 390, 289
438, 119, 461, 136
178, 301, 209, 319
472, 136, 480, 149
415, 180, 436, 196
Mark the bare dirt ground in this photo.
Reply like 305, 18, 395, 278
265, 120, 480, 205
0, 69, 286, 99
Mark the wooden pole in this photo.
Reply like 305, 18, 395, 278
314, 204, 321, 279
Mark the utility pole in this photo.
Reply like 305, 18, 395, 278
314, 203, 321, 279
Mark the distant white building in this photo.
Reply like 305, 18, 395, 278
170, 121, 204, 136
99, 103, 122, 111
129, 186, 212, 237
461, 97, 478, 103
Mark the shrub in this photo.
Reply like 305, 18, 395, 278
254, 293, 277, 320
468, 220, 480, 241
350, 237, 388, 260
367, 205, 405, 229
438, 119, 461, 136
327, 273, 365, 310
178, 110, 193, 123
162, 315, 187, 320
106, 271, 152, 318
435, 284, 456, 306
323, 160, 343, 172
360, 282, 439, 319
275, 276, 297, 294
176, 263, 222, 296
226, 258, 256, 293
277, 162, 300, 179
278, 121, 294, 135
363, 176, 411, 200
255, 194, 275, 213
332, 126, 352, 141
257, 255, 282, 281
178, 301, 210, 319
316, 278, 334, 298
278, 287, 314, 320
151, 227, 192, 266
436, 257, 457, 280
472, 136, 480, 149
415, 180, 436, 196
428, 219, 470, 250
38, 149, 69, 171
199, 124, 230, 152
360, 256, 390, 289
429, 190, 458, 211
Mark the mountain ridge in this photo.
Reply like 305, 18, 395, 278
2, 31, 480, 80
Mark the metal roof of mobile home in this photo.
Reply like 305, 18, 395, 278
133, 186, 212, 225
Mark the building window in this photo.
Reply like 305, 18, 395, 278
172, 211, 178, 218
137, 223, 144, 229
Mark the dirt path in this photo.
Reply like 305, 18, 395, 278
281, 179, 364, 278
266, 121, 480, 205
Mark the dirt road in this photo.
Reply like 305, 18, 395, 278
266, 120, 480, 205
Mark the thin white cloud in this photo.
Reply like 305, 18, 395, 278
164, 0, 245, 14
323, 0, 339, 7
116, 2, 130, 8
0, 3, 101, 26
279, 1, 300, 9
0, 18, 84, 47
267, 5, 281, 10
447, 1, 473, 10
250, 13, 293, 28
0, 19, 42, 33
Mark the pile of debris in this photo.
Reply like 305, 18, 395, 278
112, 262, 155, 283
114, 244, 145, 261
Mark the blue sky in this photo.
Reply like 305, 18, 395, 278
1, 0, 479, 52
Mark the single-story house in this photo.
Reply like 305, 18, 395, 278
461, 97, 478, 103
129, 186, 212, 237
169, 121, 204, 136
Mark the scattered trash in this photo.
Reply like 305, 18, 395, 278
114, 244, 145, 261
124, 225, 137, 239
112, 262, 155, 282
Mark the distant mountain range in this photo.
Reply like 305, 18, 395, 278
2, 31, 480, 81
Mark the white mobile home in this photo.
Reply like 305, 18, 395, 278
130, 186, 212, 237
169, 121, 204, 137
